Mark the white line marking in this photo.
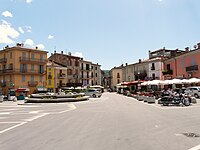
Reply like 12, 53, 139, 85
0, 122, 26, 134
188, 144, 200, 150
24, 113, 49, 122
58, 103, 77, 114
0, 122, 22, 124
0, 112, 10, 115
29, 111, 39, 114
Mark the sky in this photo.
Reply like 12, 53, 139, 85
1, 0, 200, 70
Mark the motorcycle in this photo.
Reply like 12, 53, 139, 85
161, 91, 190, 106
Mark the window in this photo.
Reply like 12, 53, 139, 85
20, 64, 27, 72
152, 73, 155, 79
48, 68, 51, 71
31, 53, 34, 60
9, 75, 12, 82
96, 73, 97, 77
151, 63, 155, 70
182, 59, 185, 68
40, 76, 42, 82
38, 65, 44, 73
22, 75, 25, 82
31, 64, 34, 71
67, 69, 72, 75
117, 79, 120, 84
40, 54, 43, 61
31, 75, 34, 82
117, 73, 120, 78
10, 52, 12, 59
191, 57, 195, 66
48, 80, 51, 85
166, 64, 171, 70
9, 64, 13, 70
22, 52, 26, 60
4, 53, 6, 59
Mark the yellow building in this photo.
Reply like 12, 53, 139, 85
46, 60, 68, 93
0, 44, 48, 96
110, 66, 123, 89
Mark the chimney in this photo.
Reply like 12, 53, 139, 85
185, 47, 189, 52
61, 51, 63, 54
35, 46, 38, 50
197, 43, 200, 49
139, 59, 142, 63
54, 50, 56, 53
68, 52, 71, 56
125, 63, 128, 66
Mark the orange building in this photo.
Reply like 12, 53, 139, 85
0, 44, 48, 96
163, 44, 200, 79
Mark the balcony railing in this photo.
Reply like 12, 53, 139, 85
81, 67, 91, 71
186, 65, 198, 72
48, 75, 52, 79
19, 57, 47, 64
28, 81, 38, 87
0, 58, 7, 63
162, 69, 173, 75
0, 69, 46, 75
58, 73, 66, 78
134, 70, 147, 75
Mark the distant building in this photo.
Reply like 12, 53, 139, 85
110, 65, 123, 89
46, 60, 67, 93
48, 51, 102, 87
0, 44, 48, 95
101, 70, 111, 88
48, 51, 81, 87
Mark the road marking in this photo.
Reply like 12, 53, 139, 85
29, 111, 39, 114
58, 103, 77, 114
0, 112, 10, 115
0, 122, 26, 134
24, 113, 49, 122
188, 144, 200, 150
0, 122, 22, 124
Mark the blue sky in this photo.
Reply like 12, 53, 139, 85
1, 0, 200, 70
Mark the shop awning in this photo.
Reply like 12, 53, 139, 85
16, 88, 30, 92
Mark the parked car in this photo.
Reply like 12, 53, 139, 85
185, 86, 200, 98
84, 89, 102, 98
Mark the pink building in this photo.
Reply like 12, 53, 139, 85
163, 44, 200, 79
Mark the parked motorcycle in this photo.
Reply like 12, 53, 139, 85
161, 91, 190, 106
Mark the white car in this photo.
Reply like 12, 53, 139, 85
84, 89, 102, 98
185, 87, 200, 98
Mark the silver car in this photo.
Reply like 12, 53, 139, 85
84, 89, 102, 98
185, 86, 200, 98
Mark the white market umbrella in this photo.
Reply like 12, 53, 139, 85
188, 78, 200, 83
148, 80, 162, 85
168, 79, 182, 84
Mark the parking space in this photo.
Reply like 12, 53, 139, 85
0, 101, 76, 134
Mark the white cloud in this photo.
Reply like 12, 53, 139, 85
36, 44, 45, 50
24, 38, 34, 46
48, 35, 54, 39
158, 0, 163, 2
2, 11, 13, 18
26, 0, 32, 3
0, 20, 20, 44
18, 27, 24, 34
24, 26, 32, 33
74, 52, 83, 58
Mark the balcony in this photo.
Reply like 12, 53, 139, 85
19, 57, 47, 64
151, 67, 155, 70
48, 75, 52, 79
186, 65, 198, 72
0, 69, 46, 75
162, 69, 173, 75
28, 81, 38, 87
0, 58, 7, 63
58, 73, 66, 78
81, 67, 91, 71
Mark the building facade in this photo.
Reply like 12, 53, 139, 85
110, 66, 123, 89
48, 51, 81, 87
162, 45, 200, 79
80, 59, 101, 86
46, 61, 68, 92
0, 44, 48, 95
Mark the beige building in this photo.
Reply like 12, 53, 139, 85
80, 59, 101, 86
0, 44, 48, 95
110, 66, 123, 89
